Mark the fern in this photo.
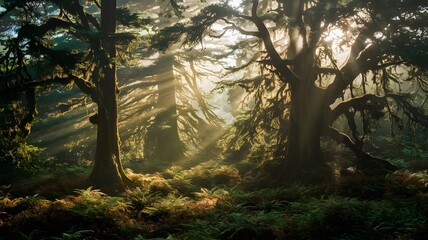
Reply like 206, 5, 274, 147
51, 230, 93, 240
70, 187, 130, 217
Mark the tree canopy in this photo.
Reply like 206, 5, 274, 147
155, 0, 428, 178
1, 0, 427, 185
1, 1, 428, 239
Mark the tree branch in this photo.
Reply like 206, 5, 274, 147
17, 17, 74, 39
329, 94, 388, 123
218, 18, 260, 37
316, 67, 342, 76
326, 127, 396, 173
23, 75, 97, 102
248, 0, 299, 84
325, 26, 377, 103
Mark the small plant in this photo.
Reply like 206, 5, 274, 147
1, 136, 53, 173
18, 229, 42, 240
22, 194, 42, 206
139, 194, 190, 220
367, 203, 426, 238
0, 184, 11, 197
133, 234, 175, 240
194, 187, 229, 199
51, 230, 93, 240
70, 187, 130, 217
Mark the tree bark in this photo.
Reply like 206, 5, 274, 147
87, 0, 131, 193
278, 9, 329, 178
282, 85, 326, 176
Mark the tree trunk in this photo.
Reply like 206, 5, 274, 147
283, 85, 326, 175
87, 0, 131, 193
146, 53, 184, 163
278, 12, 330, 179
270, 82, 330, 182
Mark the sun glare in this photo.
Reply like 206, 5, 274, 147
324, 28, 345, 43
321, 27, 349, 67
228, 0, 242, 8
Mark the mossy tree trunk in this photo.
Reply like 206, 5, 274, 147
88, 0, 131, 192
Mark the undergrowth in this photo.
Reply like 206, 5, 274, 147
0, 164, 427, 240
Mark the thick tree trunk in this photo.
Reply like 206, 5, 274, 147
269, 80, 332, 183
87, 0, 131, 192
278, 12, 329, 178
283, 85, 326, 175
270, 83, 330, 182
146, 54, 184, 163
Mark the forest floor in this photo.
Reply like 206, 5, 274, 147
0, 156, 428, 240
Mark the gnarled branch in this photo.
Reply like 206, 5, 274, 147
247, 0, 299, 84
329, 94, 388, 124
326, 127, 396, 173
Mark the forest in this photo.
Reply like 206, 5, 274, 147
0, 0, 427, 239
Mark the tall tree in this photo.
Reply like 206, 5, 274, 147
87, 0, 132, 191
157, 0, 428, 178
0, 0, 144, 191
119, 48, 222, 165
117, 0, 223, 164
143, 53, 184, 162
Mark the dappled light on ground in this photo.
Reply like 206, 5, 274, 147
1, 0, 428, 239
1, 161, 428, 239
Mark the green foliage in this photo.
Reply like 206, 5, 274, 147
133, 234, 175, 240
139, 194, 190, 220
151, 3, 235, 51
151, 23, 185, 52
18, 229, 42, 240
1, 165, 428, 239
51, 230, 94, 240
183, 193, 427, 240
0, 135, 52, 174
366, 203, 424, 237
70, 187, 130, 217
385, 157, 410, 169
117, 7, 151, 29
194, 187, 229, 200
397, 135, 428, 160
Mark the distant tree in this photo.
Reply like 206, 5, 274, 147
118, 0, 223, 164
119, 45, 223, 164
144, 53, 184, 162
157, 0, 428, 178
0, 0, 146, 191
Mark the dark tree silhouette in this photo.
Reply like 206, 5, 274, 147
155, 0, 428, 178
86, 0, 132, 191
0, 0, 146, 191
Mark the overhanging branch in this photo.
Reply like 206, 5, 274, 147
23, 75, 97, 102
329, 94, 388, 123
326, 127, 396, 172
330, 93, 428, 129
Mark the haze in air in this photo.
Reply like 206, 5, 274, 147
0, 0, 427, 239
